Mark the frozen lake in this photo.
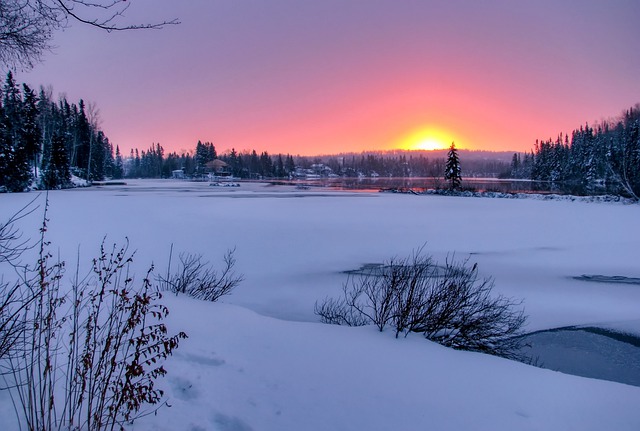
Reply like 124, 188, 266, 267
1, 179, 639, 430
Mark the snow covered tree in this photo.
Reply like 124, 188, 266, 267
606, 107, 640, 200
444, 142, 461, 189
1, 72, 32, 191
20, 84, 41, 179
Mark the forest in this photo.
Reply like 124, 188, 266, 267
0, 72, 638, 199
0, 72, 119, 191
507, 104, 640, 199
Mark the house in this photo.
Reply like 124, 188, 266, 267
205, 159, 232, 178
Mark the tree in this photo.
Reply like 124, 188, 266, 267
41, 131, 70, 188
1, 71, 32, 191
20, 84, 41, 178
1, 0, 179, 70
444, 142, 462, 189
113, 145, 123, 179
606, 105, 640, 200
195, 140, 216, 176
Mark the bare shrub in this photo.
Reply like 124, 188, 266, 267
0, 197, 39, 360
159, 247, 243, 302
314, 296, 368, 327
0, 196, 37, 267
315, 248, 527, 360
1, 206, 187, 430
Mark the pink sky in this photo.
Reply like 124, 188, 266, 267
22, 0, 640, 156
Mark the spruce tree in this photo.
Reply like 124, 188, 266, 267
41, 132, 70, 189
444, 142, 462, 189
2, 72, 32, 191
113, 145, 124, 179
21, 84, 41, 179
0, 93, 8, 190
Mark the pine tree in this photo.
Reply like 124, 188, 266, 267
444, 142, 462, 189
285, 154, 295, 176
41, 132, 70, 189
19, 84, 40, 177
0, 90, 8, 190
2, 72, 32, 191
73, 99, 91, 177
509, 153, 521, 178
113, 145, 124, 179
275, 154, 285, 177
195, 140, 207, 175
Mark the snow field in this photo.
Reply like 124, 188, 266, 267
0, 180, 639, 430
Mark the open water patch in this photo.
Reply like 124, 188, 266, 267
573, 274, 640, 285
519, 326, 640, 386
344, 262, 451, 277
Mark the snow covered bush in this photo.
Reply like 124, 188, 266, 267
158, 248, 243, 302
315, 248, 527, 360
0, 207, 187, 430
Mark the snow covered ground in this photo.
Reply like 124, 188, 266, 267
1, 179, 639, 430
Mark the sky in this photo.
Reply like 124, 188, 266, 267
19, 0, 640, 156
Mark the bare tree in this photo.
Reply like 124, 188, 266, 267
1, 0, 179, 69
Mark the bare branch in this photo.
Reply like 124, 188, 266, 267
1, 0, 179, 69
315, 248, 528, 360
158, 248, 244, 302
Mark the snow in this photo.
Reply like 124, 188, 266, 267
1, 179, 639, 430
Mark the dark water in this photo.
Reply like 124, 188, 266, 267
519, 327, 640, 386
274, 177, 618, 196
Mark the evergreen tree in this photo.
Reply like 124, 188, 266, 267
73, 99, 91, 177
285, 154, 295, 175
2, 72, 32, 191
113, 145, 124, 179
41, 132, 70, 189
21, 84, 41, 179
509, 153, 520, 178
444, 142, 462, 189
260, 151, 273, 177
192, 141, 215, 175
275, 154, 285, 177
0, 87, 7, 189
88, 130, 106, 180
249, 150, 260, 178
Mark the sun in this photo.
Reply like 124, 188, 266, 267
398, 127, 453, 151
415, 137, 447, 151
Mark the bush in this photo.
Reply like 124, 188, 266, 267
0, 203, 187, 430
0, 198, 37, 359
315, 248, 527, 360
158, 247, 243, 302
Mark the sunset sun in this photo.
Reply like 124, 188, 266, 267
398, 127, 453, 151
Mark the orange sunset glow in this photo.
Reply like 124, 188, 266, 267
398, 127, 456, 151
21, 2, 640, 157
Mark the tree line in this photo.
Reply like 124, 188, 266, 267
1, 69, 637, 198
124, 145, 507, 180
0, 72, 118, 191
507, 104, 640, 199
